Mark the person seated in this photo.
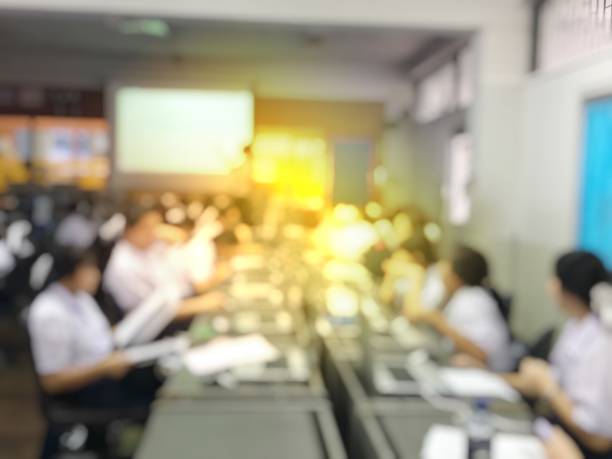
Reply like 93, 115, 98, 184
507, 251, 612, 459
407, 245, 513, 372
103, 205, 228, 320
379, 234, 445, 312
27, 247, 158, 408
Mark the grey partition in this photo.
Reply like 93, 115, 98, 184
321, 338, 369, 446
136, 399, 346, 459
351, 400, 455, 459
323, 338, 532, 459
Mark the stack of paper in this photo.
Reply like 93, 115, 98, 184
421, 425, 467, 459
183, 334, 280, 376
124, 336, 190, 366
438, 368, 521, 402
113, 287, 183, 348
492, 433, 546, 459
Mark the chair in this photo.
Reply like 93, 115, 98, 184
20, 315, 149, 459
527, 327, 556, 361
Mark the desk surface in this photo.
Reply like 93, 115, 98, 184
159, 367, 327, 400
137, 400, 345, 459
323, 338, 532, 459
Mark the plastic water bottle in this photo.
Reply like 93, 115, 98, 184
467, 399, 493, 459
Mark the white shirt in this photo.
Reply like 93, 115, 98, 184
444, 286, 513, 372
421, 266, 446, 311
28, 283, 113, 375
103, 240, 189, 312
550, 314, 612, 438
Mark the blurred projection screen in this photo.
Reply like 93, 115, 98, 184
113, 86, 253, 185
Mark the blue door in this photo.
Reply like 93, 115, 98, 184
579, 98, 612, 268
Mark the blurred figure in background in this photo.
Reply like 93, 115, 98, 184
407, 245, 513, 372
55, 198, 98, 249
103, 205, 228, 319
379, 234, 445, 313
508, 251, 612, 459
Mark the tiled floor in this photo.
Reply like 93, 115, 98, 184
0, 360, 45, 459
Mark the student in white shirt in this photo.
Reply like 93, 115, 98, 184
508, 251, 612, 459
103, 205, 227, 318
28, 247, 157, 407
407, 245, 513, 372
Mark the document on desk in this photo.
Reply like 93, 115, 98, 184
183, 334, 280, 376
438, 368, 521, 402
421, 424, 467, 459
492, 433, 546, 459
124, 336, 190, 366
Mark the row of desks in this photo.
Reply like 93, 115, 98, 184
134, 250, 533, 459
321, 336, 532, 459
137, 399, 345, 459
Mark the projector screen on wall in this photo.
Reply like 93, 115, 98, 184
114, 86, 254, 177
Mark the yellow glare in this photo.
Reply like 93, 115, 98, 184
373, 166, 388, 186
326, 285, 360, 317
424, 222, 442, 242
251, 130, 327, 209
365, 201, 383, 220
332, 204, 361, 223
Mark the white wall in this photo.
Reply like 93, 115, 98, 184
514, 48, 612, 338
0, 49, 407, 104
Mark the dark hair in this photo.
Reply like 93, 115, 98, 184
452, 245, 511, 323
123, 204, 160, 228
48, 246, 98, 284
401, 235, 437, 266
555, 251, 610, 307
451, 245, 489, 286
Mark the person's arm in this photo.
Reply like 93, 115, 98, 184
175, 290, 226, 320
502, 372, 540, 398
406, 309, 488, 364
40, 352, 131, 395
544, 426, 585, 459
520, 358, 612, 453
546, 387, 612, 453
192, 262, 233, 295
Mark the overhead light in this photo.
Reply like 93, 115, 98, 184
113, 18, 170, 38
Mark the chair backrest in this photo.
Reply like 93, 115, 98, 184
528, 327, 557, 361
18, 307, 56, 421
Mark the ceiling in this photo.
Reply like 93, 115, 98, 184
0, 12, 461, 68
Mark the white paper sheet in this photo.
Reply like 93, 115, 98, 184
421, 424, 467, 459
492, 433, 547, 459
438, 368, 521, 402
124, 336, 190, 365
183, 334, 279, 376
113, 287, 183, 348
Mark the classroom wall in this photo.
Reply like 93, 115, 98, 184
513, 47, 612, 339
255, 98, 384, 139
0, 50, 407, 106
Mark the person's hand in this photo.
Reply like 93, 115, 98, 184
519, 357, 559, 398
214, 262, 233, 284
544, 427, 584, 459
101, 352, 132, 380
451, 353, 487, 369
193, 291, 227, 313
